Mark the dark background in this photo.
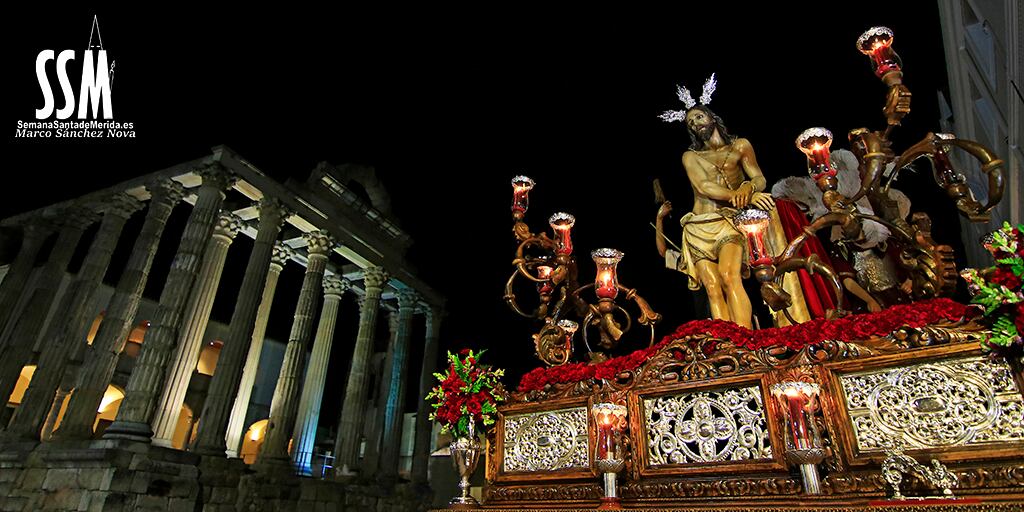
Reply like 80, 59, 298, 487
2, 5, 962, 415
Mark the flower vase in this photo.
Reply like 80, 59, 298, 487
449, 421, 481, 509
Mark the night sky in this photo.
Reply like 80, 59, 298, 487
3, 5, 962, 413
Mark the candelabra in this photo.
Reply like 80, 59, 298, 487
747, 26, 1005, 320
771, 381, 825, 495
505, 176, 661, 365
591, 402, 627, 509
733, 205, 845, 324
881, 442, 958, 500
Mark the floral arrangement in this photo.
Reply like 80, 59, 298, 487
961, 222, 1024, 357
427, 349, 506, 437
518, 298, 972, 392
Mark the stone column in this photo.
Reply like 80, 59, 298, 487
291, 275, 348, 475
0, 220, 52, 339
377, 289, 419, 480
49, 182, 183, 439
362, 311, 400, 474
256, 232, 334, 465
0, 209, 95, 407
411, 304, 443, 485
52, 180, 185, 441
334, 266, 390, 474
5, 193, 143, 440
40, 386, 71, 441
191, 198, 291, 456
224, 242, 293, 457
104, 166, 236, 442
151, 212, 243, 448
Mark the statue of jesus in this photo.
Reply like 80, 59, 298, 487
656, 77, 810, 327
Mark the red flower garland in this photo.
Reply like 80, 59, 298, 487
517, 298, 973, 392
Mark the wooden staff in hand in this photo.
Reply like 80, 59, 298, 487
652, 179, 681, 254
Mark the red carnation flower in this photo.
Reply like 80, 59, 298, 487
516, 299, 971, 392
991, 268, 1022, 290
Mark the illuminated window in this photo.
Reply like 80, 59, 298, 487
240, 419, 269, 464
196, 340, 224, 376
8, 365, 36, 405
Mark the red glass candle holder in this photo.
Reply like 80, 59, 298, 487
591, 248, 624, 300
771, 381, 820, 450
733, 208, 773, 267
857, 26, 901, 78
796, 128, 836, 179
591, 402, 627, 460
557, 319, 578, 354
930, 133, 966, 186
511, 175, 535, 217
536, 264, 554, 294
548, 212, 575, 256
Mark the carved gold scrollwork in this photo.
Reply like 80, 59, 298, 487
510, 319, 985, 405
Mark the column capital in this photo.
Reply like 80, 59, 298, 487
418, 302, 445, 320
323, 275, 349, 299
303, 230, 335, 257
257, 197, 293, 230
396, 289, 420, 311
22, 217, 55, 240
146, 179, 186, 206
212, 211, 244, 241
100, 193, 145, 220
56, 206, 100, 230
195, 163, 238, 192
361, 266, 390, 291
271, 242, 295, 268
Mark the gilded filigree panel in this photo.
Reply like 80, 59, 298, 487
503, 407, 589, 472
840, 356, 1024, 451
643, 385, 772, 465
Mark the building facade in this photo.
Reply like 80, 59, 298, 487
938, 0, 1024, 265
0, 146, 443, 511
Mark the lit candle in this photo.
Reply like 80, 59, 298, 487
591, 403, 627, 461
796, 128, 836, 179
511, 175, 535, 217
548, 213, 575, 256
733, 208, 773, 267
557, 319, 578, 354
591, 248, 624, 300
536, 264, 554, 294
771, 382, 819, 450
857, 26, 901, 79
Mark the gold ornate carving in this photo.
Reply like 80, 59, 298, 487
503, 407, 590, 473
620, 477, 802, 498
510, 319, 986, 405
484, 483, 600, 502
644, 386, 772, 465
839, 356, 1024, 451
446, 507, 1024, 512
824, 465, 1024, 495
482, 466, 1024, 505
